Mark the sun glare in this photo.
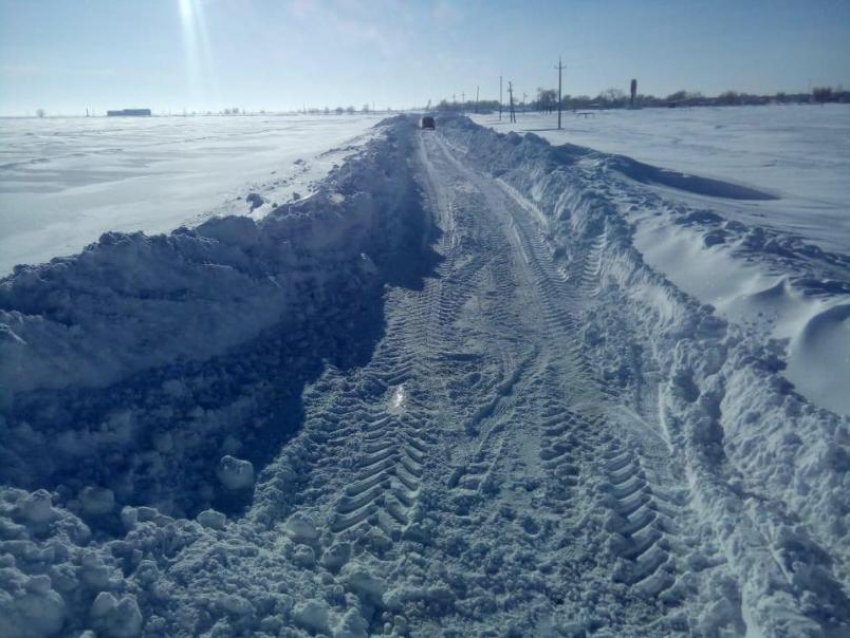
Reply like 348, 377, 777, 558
178, 0, 193, 20
178, 0, 216, 105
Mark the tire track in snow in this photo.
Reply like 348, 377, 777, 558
427, 133, 726, 634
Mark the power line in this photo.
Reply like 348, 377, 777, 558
555, 56, 565, 130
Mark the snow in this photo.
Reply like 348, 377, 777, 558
195, 508, 227, 530
0, 114, 381, 275
0, 113, 848, 637
475, 105, 850, 416
215, 455, 255, 491
473, 105, 850, 252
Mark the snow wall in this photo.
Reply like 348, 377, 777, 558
436, 115, 849, 637
0, 116, 438, 637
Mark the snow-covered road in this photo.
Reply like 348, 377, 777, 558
1, 115, 848, 637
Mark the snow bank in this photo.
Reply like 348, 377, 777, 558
438, 114, 850, 636
473, 108, 850, 415
0, 115, 430, 523
0, 115, 439, 637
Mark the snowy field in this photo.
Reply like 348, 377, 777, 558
0, 114, 381, 275
474, 105, 850, 253
1, 113, 849, 637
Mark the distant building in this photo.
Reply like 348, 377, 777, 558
107, 109, 152, 117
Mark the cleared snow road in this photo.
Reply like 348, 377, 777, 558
166, 126, 848, 635
1, 116, 848, 637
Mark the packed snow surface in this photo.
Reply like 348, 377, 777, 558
0, 114, 380, 275
1, 114, 849, 637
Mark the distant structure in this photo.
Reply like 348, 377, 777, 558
107, 108, 152, 117
556, 57, 565, 129
630, 79, 638, 109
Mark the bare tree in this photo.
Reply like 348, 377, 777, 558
812, 86, 834, 105
36, 108, 46, 118
536, 88, 557, 112
598, 88, 626, 108
717, 91, 740, 106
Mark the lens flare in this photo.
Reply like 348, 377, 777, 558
178, 0, 217, 108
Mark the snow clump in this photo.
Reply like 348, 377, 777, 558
215, 455, 255, 490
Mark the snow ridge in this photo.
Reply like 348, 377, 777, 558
440, 114, 850, 636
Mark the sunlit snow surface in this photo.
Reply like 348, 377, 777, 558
1, 113, 849, 637
0, 114, 381, 274
474, 104, 850, 253
476, 105, 850, 415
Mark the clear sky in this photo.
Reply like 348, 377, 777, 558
1, 0, 848, 115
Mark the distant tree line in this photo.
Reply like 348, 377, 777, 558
434, 99, 501, 113
29, 84, 847, 119
428, 85, 849, 115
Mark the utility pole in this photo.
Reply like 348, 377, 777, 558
508, 81, 516, 123
476, 86, 480, 113
555, 56, 565, 130
499, 76, 503, 121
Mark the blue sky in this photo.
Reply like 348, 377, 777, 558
1, 0, 848, 115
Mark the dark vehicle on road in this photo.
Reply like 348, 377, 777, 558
421, 116, 435, 130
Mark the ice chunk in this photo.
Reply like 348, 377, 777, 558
196, 509, 227, 530
343, 563, 385, 605
292, 545, 316, 568
219, 594, 253, 616
215, 455, 255, 490
292, 600, 330, 634
334, 608, 369, 638
90, 593, 143, 638
0, 569, 66, 638
320, 542, 351, 573
17, 490, 55, 525
286, 513, 319, 544
79, 487, 115, 516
